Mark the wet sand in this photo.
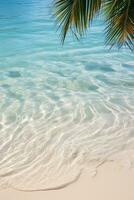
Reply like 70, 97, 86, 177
0, 162, 134, 200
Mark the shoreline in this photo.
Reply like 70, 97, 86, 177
0, 162, 134, 200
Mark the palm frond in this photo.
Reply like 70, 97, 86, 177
53, 0, 102, 43
104, 0, 134, 50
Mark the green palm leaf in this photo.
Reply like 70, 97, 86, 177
53, 0, 102, 42
105, 0, 134, 50
54, 0, 134, 50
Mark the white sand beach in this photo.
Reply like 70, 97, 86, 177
0, 162, 134, 200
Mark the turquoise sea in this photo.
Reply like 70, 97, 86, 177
0, 0, 134, 190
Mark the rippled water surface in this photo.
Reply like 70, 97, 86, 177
0, 0, 134, 191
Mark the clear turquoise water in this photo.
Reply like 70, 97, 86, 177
0, 0, 134, 191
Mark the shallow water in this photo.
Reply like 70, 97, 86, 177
0, 0, 134, 191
